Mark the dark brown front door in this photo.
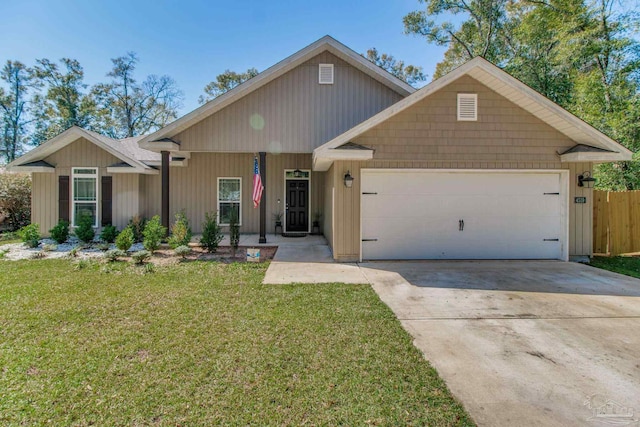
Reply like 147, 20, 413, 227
286, 180, 308, 232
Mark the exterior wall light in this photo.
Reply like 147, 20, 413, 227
578, 171, 596, 188
344, 170, 354, 188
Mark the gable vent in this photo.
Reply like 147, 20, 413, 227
457, 93, 478, 121
319, 64, 334, 84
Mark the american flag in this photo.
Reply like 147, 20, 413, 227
252, 156, 263, 208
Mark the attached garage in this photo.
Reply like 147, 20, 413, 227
361, 170, 569, 261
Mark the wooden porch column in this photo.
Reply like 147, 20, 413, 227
161, 150, 170, 232
259, 151, 267, 243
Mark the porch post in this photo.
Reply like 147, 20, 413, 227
259, 151, 267, 243
161, 150, 170, 232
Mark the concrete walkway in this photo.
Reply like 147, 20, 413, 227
362, 261, 640, 427
262, 235, 368, 284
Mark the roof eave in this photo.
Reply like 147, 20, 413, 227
312, 148, 374, 171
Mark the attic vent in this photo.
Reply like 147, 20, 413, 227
457, 93, 478, 121
319, 64, 334, 84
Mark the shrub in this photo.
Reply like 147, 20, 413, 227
42, 243, 57, 252
104, 249, 126, 262
142, 215, 166, 253
174, 245, 191, 259
49, 220, 70, 244
229, 211, 240, 256
168, 211, 192, 249
115, 226, 134, 251
201, 211, 223, 253
100, 224, 118, 243
128, 215, 147, 243
0, 172, 31, 231
18, 223, 40, 248
97, 243, 110, 251
75, 213, 95, 243
131, 250, 151, 265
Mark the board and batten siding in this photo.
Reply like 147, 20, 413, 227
32, 138, 144, 234
171, 52, 404, 153
323, 163, 335, 252
327, 76, 595, 261
142, 153, 324, 234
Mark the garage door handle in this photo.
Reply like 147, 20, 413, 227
362, 238, 378, 242
459, 219, 464, 231
543, 239, 559, 241
544, 192, 560, 195
362, 192, 378, 195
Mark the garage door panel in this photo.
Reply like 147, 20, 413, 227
361, 171, 566, 260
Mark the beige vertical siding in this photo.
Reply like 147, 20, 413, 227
112, 174, 141, 230
568, 162, 594, 256
172, 52, 404, 153
31, 138, 147, 235
141, 153, 324, 234
323, 164, 335, 251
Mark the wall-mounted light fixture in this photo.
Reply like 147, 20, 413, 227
577, 171, 596, 188
344, 170, 354, 188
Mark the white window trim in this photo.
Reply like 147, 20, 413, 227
318, 63, 334, 84
457, 93, 478, 121
71, 167, 99, 228
217, 177, 242, 226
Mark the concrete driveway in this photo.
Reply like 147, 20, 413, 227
361, 261, 640, 427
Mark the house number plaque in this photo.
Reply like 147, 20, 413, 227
575, 197, 587, 204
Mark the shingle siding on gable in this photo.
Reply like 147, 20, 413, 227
353, 76, 575, 163
172, 52, 404, 153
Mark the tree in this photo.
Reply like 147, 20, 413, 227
31, 58, 97, 145
92, 53, 183, 138
404, 0, 510, 77
364, 48, 427, 86
0, 61, 35, 163
199, 68, 258, 104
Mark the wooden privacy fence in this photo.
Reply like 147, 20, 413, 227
593, 190, 640, 255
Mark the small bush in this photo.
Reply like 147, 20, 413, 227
0, 173, 31, 231
97, 243, 110, 251
42, 243, 57, 252
201, 211, 223, 253
168, 211, 192, 249
0, 249, 8, 259
142, 215, 166, 253
174, 245, 191, 259
104, 249, 126, 262
49, 220, 70, 244
18, 223, 40, 248
75, 213, 95, 243
30, 250, 46, 259
128, 215, 147, 243
131, 250, 151, 265
115, 227, 134, 251
100, 224, 118, 243
67, 247, 79, 258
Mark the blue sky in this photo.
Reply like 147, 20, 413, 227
0, 0, 446, 114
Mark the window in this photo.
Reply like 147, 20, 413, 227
457, 93, 478, 121
319, 64, 334, 84
218, 177, 242, 225
72, 167, 98, 227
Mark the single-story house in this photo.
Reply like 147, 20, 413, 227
7, 36, 632, 262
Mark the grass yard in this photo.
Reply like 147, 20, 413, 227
0, 259, 473, 426
590, 256, 640, 279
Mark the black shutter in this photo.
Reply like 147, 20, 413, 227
58, 176, 70, 222
101, 176, 113, 226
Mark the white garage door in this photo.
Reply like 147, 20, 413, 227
361, 170, 567, 260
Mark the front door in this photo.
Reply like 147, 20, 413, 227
286, 180, 309, 232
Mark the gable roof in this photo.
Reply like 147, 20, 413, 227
313, 57, 633, 170
6, 126, 159, 174
139, 35, 416, 150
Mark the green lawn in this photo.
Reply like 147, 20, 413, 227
590, 256, 640, 279
0, 259, 473, 426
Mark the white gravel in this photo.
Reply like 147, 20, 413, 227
1, 237, 145, 261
